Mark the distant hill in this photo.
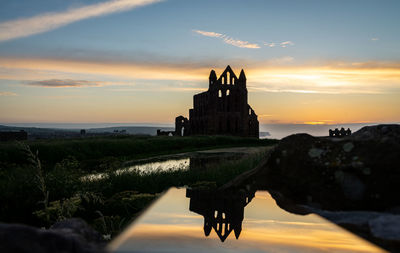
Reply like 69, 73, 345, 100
0, 124, 76, 133
1, 124, 272, 139
87, 126, 174, 135
0, 124, 175, 139
259, 131, 271, 138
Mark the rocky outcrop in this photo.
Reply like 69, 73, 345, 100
301, 206, 400, 252
0, 218, 105, 253
369, 215, 400, 242
254, 124, 400, 211
218, 124, 400, 252
351, 124, 400, 142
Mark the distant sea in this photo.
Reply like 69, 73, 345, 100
2, 122, 397, 139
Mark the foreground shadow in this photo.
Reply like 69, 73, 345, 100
186, 188, 255, 242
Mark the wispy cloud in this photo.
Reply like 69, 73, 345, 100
280, 41, 294, 47
192, 30, 223, 38
193, 29, 260, 49
192, 30, 294, 49
223, 37, 260, 49
0, 0, 162, 42
371, 38, 379, 41
27, 79, 103, 87
264, 42, 276, 48
0, 91, 17, 96
264, 41, 294, 48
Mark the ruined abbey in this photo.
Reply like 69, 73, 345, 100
158, 66, 259, 138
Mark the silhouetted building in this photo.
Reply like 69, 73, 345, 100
0, 130, 28, 142
186, 188, 255, 242
156, 129, 174, 136
175, 115, 190, 136
329, 127, 351, 137
160, 66, 259, 137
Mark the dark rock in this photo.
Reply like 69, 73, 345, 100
250, 188, 400, 252
254, 124, 400, 210
387, 206, 400, 214
369, 215, 400, 242
0, 219, 105, 253
299, 206, 400, 252
335, 171, 365, 201
351, 124, 400, 142
268, 191, 311, 215
50, 218, 104, 245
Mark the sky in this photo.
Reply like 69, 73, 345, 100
0, 0, 399, 125
110, 188, 384, 253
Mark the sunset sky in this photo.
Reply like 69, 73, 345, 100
0, 0, 399, 125
111, 188, 384, 253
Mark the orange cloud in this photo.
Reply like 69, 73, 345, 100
1, 57, 399, 95
247, 62, 400, 94
27, 79, 103, 87
0, 91, 17, 96
0, 57, 208, 82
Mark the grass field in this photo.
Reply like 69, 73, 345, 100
0, 135, 277, 238
0, 135, 277, 171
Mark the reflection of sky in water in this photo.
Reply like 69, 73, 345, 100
121, 158, 190, 174
82, 158, 190, 181
109, 188, 386, 253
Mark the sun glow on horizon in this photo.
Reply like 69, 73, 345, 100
0, 56, 399, 124
303, 121, 328, 125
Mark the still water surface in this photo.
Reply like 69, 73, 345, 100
82, 148, 255, 181
82, 159, 190, 181
109, 188, 385, 253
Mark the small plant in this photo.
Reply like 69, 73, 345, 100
19, 143, 50, 224
33, 196, 80, 223
57, 197, 80, 221
95, 210, 126, 240
75, 191, 105, 220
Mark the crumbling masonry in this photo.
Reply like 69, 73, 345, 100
160, 66, 259, 138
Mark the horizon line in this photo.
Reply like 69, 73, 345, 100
2, 121, 399, 129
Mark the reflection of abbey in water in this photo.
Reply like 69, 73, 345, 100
186, 188, 255, 242
158, 66, 259, 137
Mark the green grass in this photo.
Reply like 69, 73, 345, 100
0, 136, 275, 237
1, 151, 267, 234
83, 152, 266, 196
0, 135, 277, 171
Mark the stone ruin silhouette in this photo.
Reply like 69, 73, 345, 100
329, 127, 352, 137
158, 66, 259, 138
186, 188, 255, 242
